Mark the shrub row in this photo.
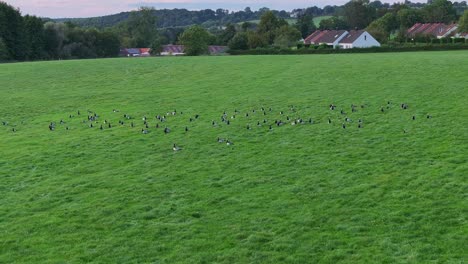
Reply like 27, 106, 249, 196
229, 43, 468, 55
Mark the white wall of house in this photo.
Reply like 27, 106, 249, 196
340, 32, 381, 49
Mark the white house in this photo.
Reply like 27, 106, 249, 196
338, 30, 381, 49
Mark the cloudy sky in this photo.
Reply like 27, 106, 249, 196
6, 0, 423, 18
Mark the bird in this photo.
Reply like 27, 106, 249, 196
100, 125, 103, 130
412, 116, 416, 120
342, 123, 346, 129
217, 137, 225, 143
164, 127, 170, 134
185, 126, 189, 132
173, 144, 182, 151
226, 140, 233, 146
358, 123, 362, 128
328, 118, 332, 124
142, 129, 149, 134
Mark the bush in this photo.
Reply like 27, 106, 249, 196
228, 44, 468, 55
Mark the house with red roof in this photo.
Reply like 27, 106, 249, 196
407, 23, 458, 39
304, 30, 381, 49
304, 30, 348, 48
338, 30, 381, 49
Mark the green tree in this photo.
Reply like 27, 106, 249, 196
0, 2, 27, 60
126, 7, 159, 47
219, 23, 237, 45
228, 32, 249, 50
274, 25, 302, 48
247, 31, 268, 49
343, 0, 376, 29
295, 13, 317, 39
179, 25, 211, 56
397, 8, 423, 28
258, 11, 281, 44
319, 16, 349, 30
44, 22, 67, 59
23, 15, 46, 60
458, 10, 468, 32
96, 30, 120, 57
423, 0, 457, 23
0, 38, 10, 60
150, 35, 166, 55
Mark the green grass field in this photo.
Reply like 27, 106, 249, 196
1, 52, 467, 263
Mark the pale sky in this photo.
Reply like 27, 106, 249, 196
6, 0, 424, 18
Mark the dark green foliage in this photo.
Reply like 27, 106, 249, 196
422, 0, 457, 23
95, 31, 120, 57
366, 13, 398, 43
258, 11, 281, 44
228, 32, 249, 50
125, 7, 159, 47
274, 25, 301, 48
458, 10, 468, 32
179, 25, 211, 56
343, 0, 376, 29
218, 23, 237, 45
295, 12, 317, 38
23, 15, 46, 60
397, 8, 424, 29
0, 37, 9, 60
0, 2, 27, 60
229, 44, 468, 55
246, 31, 268, 49
150, 35, 165, 55
319, 16, 349, 30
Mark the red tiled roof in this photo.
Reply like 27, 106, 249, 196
162, 45, 185, 53
407, 23, 458, 38
304, 30, 347, 44
339, 30, 365, 44
208, 45, 228, 54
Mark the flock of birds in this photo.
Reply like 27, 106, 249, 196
2, 101, 433, 151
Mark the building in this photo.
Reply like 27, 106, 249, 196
120, 45, 228, 56
304, 30, 348, 48
119, 48, 151, 57
160, 45, 185, 56
160, 45, 228, 56
338, 30, 381, 49
407, 23, 458, 39
304, 30, 381, 49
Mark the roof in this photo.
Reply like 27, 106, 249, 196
126, 48, 141, 54
339, 30, 365, 44
304, 30, 348, 44
407, 23, 458, 38
140, 48, 151, 54
162, 45, 185, 53
208, 45, 228, 54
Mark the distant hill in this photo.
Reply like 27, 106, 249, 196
53, 9, 292, 29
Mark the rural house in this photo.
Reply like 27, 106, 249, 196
304, 30, 348, 48
161, 45, 228, 56
304, 30, 381, 49
338, 30, 381, 49
407, 23, 458, 39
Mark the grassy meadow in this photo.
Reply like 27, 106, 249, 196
0, 52, 467, 263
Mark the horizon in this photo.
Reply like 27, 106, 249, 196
6, 0, 426, 19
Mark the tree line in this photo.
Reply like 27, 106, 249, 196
0, 2, 120, 61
